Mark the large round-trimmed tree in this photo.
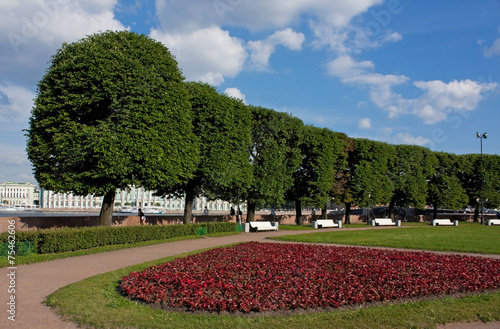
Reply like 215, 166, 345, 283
26, 31, 199, 225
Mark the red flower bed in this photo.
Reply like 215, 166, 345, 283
120, 242, 500, 313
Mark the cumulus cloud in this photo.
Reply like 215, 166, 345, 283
150, 27, 247, 86
0, 143, 29, 167
327, 55, 408, 110
150, 1, 385, 84
248, 28, 305, 71
393, 133, 431, 147
410, 79, 497, 124
1, 0, 126, 86
483, 37, 500, 57
224, 87, 246, 103
358, 118, 372, 130
327, 55, 497, 124
155, 0, 383, 33
0, 84, 35, 122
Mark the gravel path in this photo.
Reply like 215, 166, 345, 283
1, 228, 498, 329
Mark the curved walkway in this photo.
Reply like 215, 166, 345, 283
1, 228, 498, 329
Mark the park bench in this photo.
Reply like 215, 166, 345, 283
248, 221, 278, 232
431, 219, 458, 226
372, 218, 401, 226
311, 219, 342, 229
487, 219, 500, 226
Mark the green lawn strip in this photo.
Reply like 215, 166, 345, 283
45, 245, 500, 329
272, 223, 500, 255
278, 224, 315, 230
0, 231, 241, 268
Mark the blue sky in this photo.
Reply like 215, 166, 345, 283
1, 0, 499, 184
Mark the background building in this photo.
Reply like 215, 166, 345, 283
34, 185, 243, 213
1, 181, 245, 213
0, 182, 39, 208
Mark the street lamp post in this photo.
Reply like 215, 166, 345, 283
476, 132, 487, 225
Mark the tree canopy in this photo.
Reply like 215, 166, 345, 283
154, 82, 252, 223
26, 31, 199, 225
244, 106, 303, 221
26, 31, 500, 225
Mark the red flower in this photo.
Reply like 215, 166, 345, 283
120, 242, 500, 313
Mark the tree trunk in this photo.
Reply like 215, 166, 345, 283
433, 201, 438, 220
295, 199, 302, 225
473, 207, 479, 223
321, 203, 328, 219
246, 201, 256, 222
99, 190, 116, 226
183, 184, 196, 224
388, 200, 395, 221
344, 202, 351, 225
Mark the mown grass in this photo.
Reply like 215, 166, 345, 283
273, 222, 500, 254
0, 231, 240, 268
45, 223, 500, 329
46, 246, 500, 329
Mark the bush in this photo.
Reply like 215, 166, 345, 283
0, 223, 238, 254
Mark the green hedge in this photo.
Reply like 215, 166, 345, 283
0, 223, 238, 255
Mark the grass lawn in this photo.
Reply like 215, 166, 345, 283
46, 249, 500, 329
0, 231, 241, 268
45, 223, 500, 329
273, 222, 500, 255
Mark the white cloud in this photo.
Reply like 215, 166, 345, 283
155, 0, 383, 33
151, 0, 385, 82
1, 0, 126, 86
393, 133, 431, 147
150, 27, 248, 86
327, 55, 408, 110
0, 143, 28, 167
0, 84, 35, 122
2, 0, 125, 52
358, 118, 372, 130
224, 87, 246, 103
410, 79, 498, 124
484, 38, 500, 57
327, 55, 498, 124
248, 28, 305, 71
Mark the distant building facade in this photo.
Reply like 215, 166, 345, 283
1, 182, 244, 212
37, 186, 241, 212
0, 182, 39, 208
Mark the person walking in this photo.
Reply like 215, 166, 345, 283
139, 208, 146, 225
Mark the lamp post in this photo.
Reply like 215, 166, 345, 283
476, 132, 487, 225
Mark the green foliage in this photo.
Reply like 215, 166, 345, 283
246, 106, 303, 205
289, 126, 342, 209
156, 82, 252, 199
427, 152, 468, 212
390, 144, 437, 209
26, 30, 199, 224
0, 223, 237, 254
350, 139, 395, 208
273, 224, 500, 254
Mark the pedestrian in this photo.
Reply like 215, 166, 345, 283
138, 208, 146, 225
203, 206, 209, 215
230, 207, 235, 216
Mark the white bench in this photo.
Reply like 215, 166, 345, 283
487, 219, 500, 226
312, 219, 342, 229
372, 218, 401, 226
431, 219, 458, 226
248, 221, 278, 232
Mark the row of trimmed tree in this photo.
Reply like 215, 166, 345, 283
26, 31, 499, 226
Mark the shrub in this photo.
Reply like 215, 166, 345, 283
0, 223, 238, 254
